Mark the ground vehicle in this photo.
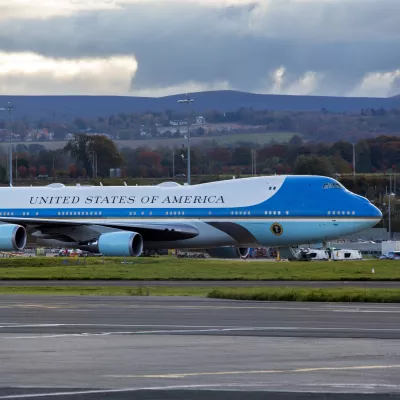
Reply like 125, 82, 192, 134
379, 251, 400, 260
331, 249, 362, 260
58, 249, 83, 257
300, 249, 330, 261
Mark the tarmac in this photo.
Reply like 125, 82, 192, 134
1, 296, 400, 399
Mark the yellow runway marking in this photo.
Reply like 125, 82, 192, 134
107, 364, 400, 379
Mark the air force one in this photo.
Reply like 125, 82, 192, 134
0, 175, 382, 258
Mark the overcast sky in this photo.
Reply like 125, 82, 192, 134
0, 0, 399, 97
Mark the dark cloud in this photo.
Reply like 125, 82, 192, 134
0, 0, 399, 96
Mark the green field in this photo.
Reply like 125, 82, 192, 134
0, 132, 297, 152
206, 132, 297, 145
0, 256, 394, 281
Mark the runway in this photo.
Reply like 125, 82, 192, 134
1, 296, 400, 399
1, 280, 400, 288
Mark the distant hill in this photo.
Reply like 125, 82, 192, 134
0, 90, 399, 121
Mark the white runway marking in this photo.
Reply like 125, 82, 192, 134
0, 384, 239, 399
107, 364, 400, 379
0, 323, 240, 329
1, 381, 400, 399
0, 383, 400, 400
2, 301, 400, 313
130, 304, 400, 313
2, 325, 400, 340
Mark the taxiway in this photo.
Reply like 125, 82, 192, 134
1, 296, 400, 399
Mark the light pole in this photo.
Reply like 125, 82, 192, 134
385, 178, 395, 240
251, 149, 257, 176
254, 149, 257, 176
388, 174, 395, 240
52, 154, 57, 178
171, 147, 175, 178
177, 95, 194, 185
91, 150, 98, 179
0, 102, 14, 186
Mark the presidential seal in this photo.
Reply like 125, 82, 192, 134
270, 223, 283, 236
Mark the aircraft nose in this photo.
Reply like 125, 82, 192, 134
366, 202, 382, 220
352, 193, 382, 220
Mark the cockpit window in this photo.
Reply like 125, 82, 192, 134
323, 183, 343, 189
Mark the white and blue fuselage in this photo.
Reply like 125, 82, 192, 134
0, 175, 382, 256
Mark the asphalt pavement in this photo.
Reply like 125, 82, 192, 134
1, 296, 400, 399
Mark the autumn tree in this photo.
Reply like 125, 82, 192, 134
29, 166, 37, 177
38, 165, 47, 175
90, 135, 125, 177
330, 141, 353, 163
137, 151, 162, 168
232, 147, 251, 166
65, 133, 124, 177
64, 134, 93, 176
294, 155, 333, 177
68, 164, 77, 178
17, 166, 28, 178
355, 140, 372, 173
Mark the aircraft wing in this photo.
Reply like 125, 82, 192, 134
0, 217, 199, 241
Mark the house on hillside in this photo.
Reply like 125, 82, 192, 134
158, 126, 181, 135
170, 120, 187, 126
26, 128, 54, 141
170, 116, 206, 126
194, 116, 206, 125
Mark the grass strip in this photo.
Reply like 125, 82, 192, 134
0, 257, 395, 281
0, 286, 211, 297
2, 285, 400, 303
208, 287, 400, 303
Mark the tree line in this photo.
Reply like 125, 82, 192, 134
2, 133, 400, 182
3, 132, 400, 230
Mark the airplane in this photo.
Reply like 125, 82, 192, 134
0, 175, 382, 258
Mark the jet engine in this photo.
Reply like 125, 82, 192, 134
0, 224, 27, 252
86, 231, 143, 257
206, 247, 250, 259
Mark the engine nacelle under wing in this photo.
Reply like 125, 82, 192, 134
206, 247, 250, 259
0, 224, 27, 252
97, 231, 143, 257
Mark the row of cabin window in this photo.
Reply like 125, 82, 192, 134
328, 211, 356, 216
0, 210, 357, 218
0, 212, 39, 216
57, 211, 102, 216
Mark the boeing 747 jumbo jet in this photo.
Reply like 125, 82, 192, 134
0, 175, 382, 258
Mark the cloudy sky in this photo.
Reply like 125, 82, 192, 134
0, 0, 399, 97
